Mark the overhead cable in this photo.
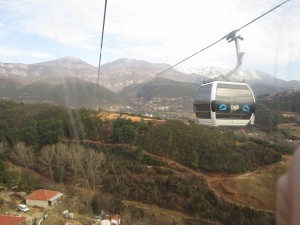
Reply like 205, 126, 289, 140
143, 0, 290, 84
94, 0, 108, 110
94, 0, 129, 209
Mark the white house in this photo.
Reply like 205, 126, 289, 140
100, 214, 121, 225
26, 189, 63, 208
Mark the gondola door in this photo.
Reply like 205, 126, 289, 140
212, 81, 255, 126
194, 82, 215, 126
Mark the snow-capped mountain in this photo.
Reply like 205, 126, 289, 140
0, 57, 299, 96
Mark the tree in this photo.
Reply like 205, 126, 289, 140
38, 119, 64, 146
10, 142, 35, 171
112, 118, 138, 144
22, 119, 38, 146
65, 144, 87, 187
91, 194, 102, 215
0, 156, 6, 183
65, 144, 106, 192
39, 145, 56, 182
0, 141, 9, 156
6, 127, 21, 145
187, 150, 199, 169
80, 109, 103, 140
39, 143, 69, 183
2, 170, 22, 187
85, 148, 106, 192
0, 121, 8, 141
53, 143, 68, 182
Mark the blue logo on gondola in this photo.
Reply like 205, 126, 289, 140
219, 104, 227, 111
243, 105, 250, 112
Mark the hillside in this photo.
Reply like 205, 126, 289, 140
99, 58, 184, 92
209, 155, 291, 211
119, 77, 199, 102
0, 77, 27, 98
0, 76, 124, 109
1, 57, 300, 119
258, 90, 300, 113
0, 99, 296, 224
1, 57, 300, 96
0, 57, 97, 79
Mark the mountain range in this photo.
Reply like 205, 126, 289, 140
0, 56, 299, 109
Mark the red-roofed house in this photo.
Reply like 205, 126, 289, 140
0, 215, 26, 225
25, 189, 63, 208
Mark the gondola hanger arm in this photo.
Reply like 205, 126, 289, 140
216, 31, 245, 81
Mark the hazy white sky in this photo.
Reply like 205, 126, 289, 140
0, 0, 299, 81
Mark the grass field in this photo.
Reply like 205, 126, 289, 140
98, 111, 165, 123
281, 112, 300, 121
278, 112, 300, 139
278, 123, 300, 138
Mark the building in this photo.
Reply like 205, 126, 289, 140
100, 214, 121, 225
288, 86, 298, 93
25, 189, 63, 208
0, 215, 26, 225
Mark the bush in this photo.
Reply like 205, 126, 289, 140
110, 197, 125, 213
0, 186, 6, 191
91, 194, 103, 215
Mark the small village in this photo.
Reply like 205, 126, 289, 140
0, 189, 120, 225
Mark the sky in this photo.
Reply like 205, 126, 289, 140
0, 0, 299, 81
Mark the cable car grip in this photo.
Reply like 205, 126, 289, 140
217, 30, 245, 81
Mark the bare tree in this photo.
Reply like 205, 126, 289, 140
39, 143, 69, 183
39, 145, 56, 182
66, 144, 107, 192
66, 144, 90, 189
85, 148, 106, 192
53, 143, 68, 182
10, 142, 35, 171
0, 141, 9, 155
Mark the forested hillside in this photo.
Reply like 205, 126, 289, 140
258, 90, 300, 113
254, 91, 300, 134
0, 76, 124, 108
0, 99, 293, 224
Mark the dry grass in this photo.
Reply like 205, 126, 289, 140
209, 156, 291, 211
39, 195, 92, 225
281, 112, 300, 121
279, 112, 300, 138
278, 123, 300, 138
97, 111, 165, 123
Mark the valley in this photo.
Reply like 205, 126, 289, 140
0, 57, 299, 224
0, 141, 290, 225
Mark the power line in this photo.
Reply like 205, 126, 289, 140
94, 0, 108, 111
94, 0, 127, 198
97, 0, 108, 76
94, 2, 131, 221
237, 0, 290, 31
143, 0, 290, 85
143, 36, 224, 84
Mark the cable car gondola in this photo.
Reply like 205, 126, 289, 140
194, 80, 255, 126
193, 31, 256, 126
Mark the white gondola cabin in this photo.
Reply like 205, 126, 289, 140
193, 31, 256, 126
193, 81, 255, 126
